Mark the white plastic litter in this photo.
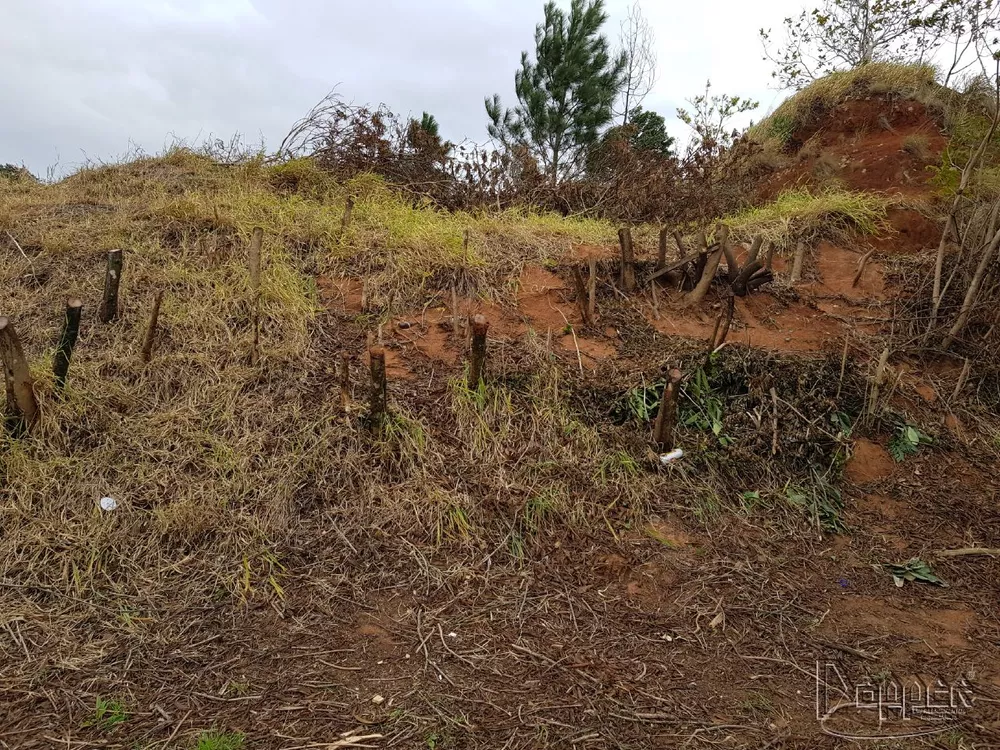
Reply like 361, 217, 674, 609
372, 694, 385, 704
659, 449, 684, 465
99, 497, 118, 512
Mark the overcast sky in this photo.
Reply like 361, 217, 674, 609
2, 0, 805, 177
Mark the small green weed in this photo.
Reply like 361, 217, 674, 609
595, 450, 641, 484
681, 367, 731, 446
84, 697, 128, 732
195, 730, 245, 750
888, 424, 932, 462
785, 471, 845, 533
769, 114, 797, 146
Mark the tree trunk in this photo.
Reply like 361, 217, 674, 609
684, 247, 723, 307
468, 315, 489, 390
249, 227, 263, 292
657, 227, 668, 270
141, 291, 165, 363
369, 347, 387, 428
790, 242, 806, 284
0, 317, 38, 430
572, 267, 592, 326
53, 298, 83, 390
652, 369, 683, 451
339, 353, 351, 412
99, 249, 124, 323
587, 257, 597, 323
618, 228, 636, 292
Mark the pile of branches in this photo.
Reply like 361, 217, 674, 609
274, 92, 759, 223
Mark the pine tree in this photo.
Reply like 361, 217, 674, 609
486, 0, 626, 182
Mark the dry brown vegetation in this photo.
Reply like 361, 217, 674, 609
2, 64, 1000, 749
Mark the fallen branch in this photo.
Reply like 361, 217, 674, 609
934, 547, 1000, 558
852, 249, 875, 288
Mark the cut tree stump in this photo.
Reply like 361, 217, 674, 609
587, 257, 597, 323
684, 246, 723, 307
657, 227, 669, 270
249, 227, 263, 292
141, 290, 165, 363
652, 369, 683, 451
790, 242, 806, 284
53, 298, 83, 390
0, 317, 39, 431
618, 228, 636, 292
468, 315, 489, 390
572, 267, 593, 326
717, 225, 738, 284
369, 346, 387, 428
99, 249, 124, 323
340, 353, 352, 412
248, 228, 263, 365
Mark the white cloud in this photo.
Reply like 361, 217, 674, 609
1, 0, 805, 176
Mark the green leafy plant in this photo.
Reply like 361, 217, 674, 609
84, 697, 128, 732
681, 367, 731, 446
884, 558, 948, 587
888, 424, 932, 462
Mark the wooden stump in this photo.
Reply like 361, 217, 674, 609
652, 369, 683, 451
572, 267, 593, 326
468, 315, 489, 390
0, 317, 39, 431
790, 242, 806, 284
141, 291, 165, 363
99, 249, 124, 323
339, 353, 352, 412
248, 228, 263, 364
587, 257, 597, 324
618, 228, 636, 292
53, 298, 83, 389
657, 227, 669, 270
249, 227, 263, 291
369, 347, 387, 428
684, 246, 723, 307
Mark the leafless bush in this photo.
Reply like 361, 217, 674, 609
276, 91, 759, 224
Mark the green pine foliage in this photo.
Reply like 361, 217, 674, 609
485, 0, 626, 182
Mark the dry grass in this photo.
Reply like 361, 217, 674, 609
718, 186, 894, 251
0, 154, 895, 602
4, 150, 1000, 748
0, 150, 621, 595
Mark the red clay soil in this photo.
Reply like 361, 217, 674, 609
871, 207, 943, 255
762, 97, 947, 199
845, 438, 896, 484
